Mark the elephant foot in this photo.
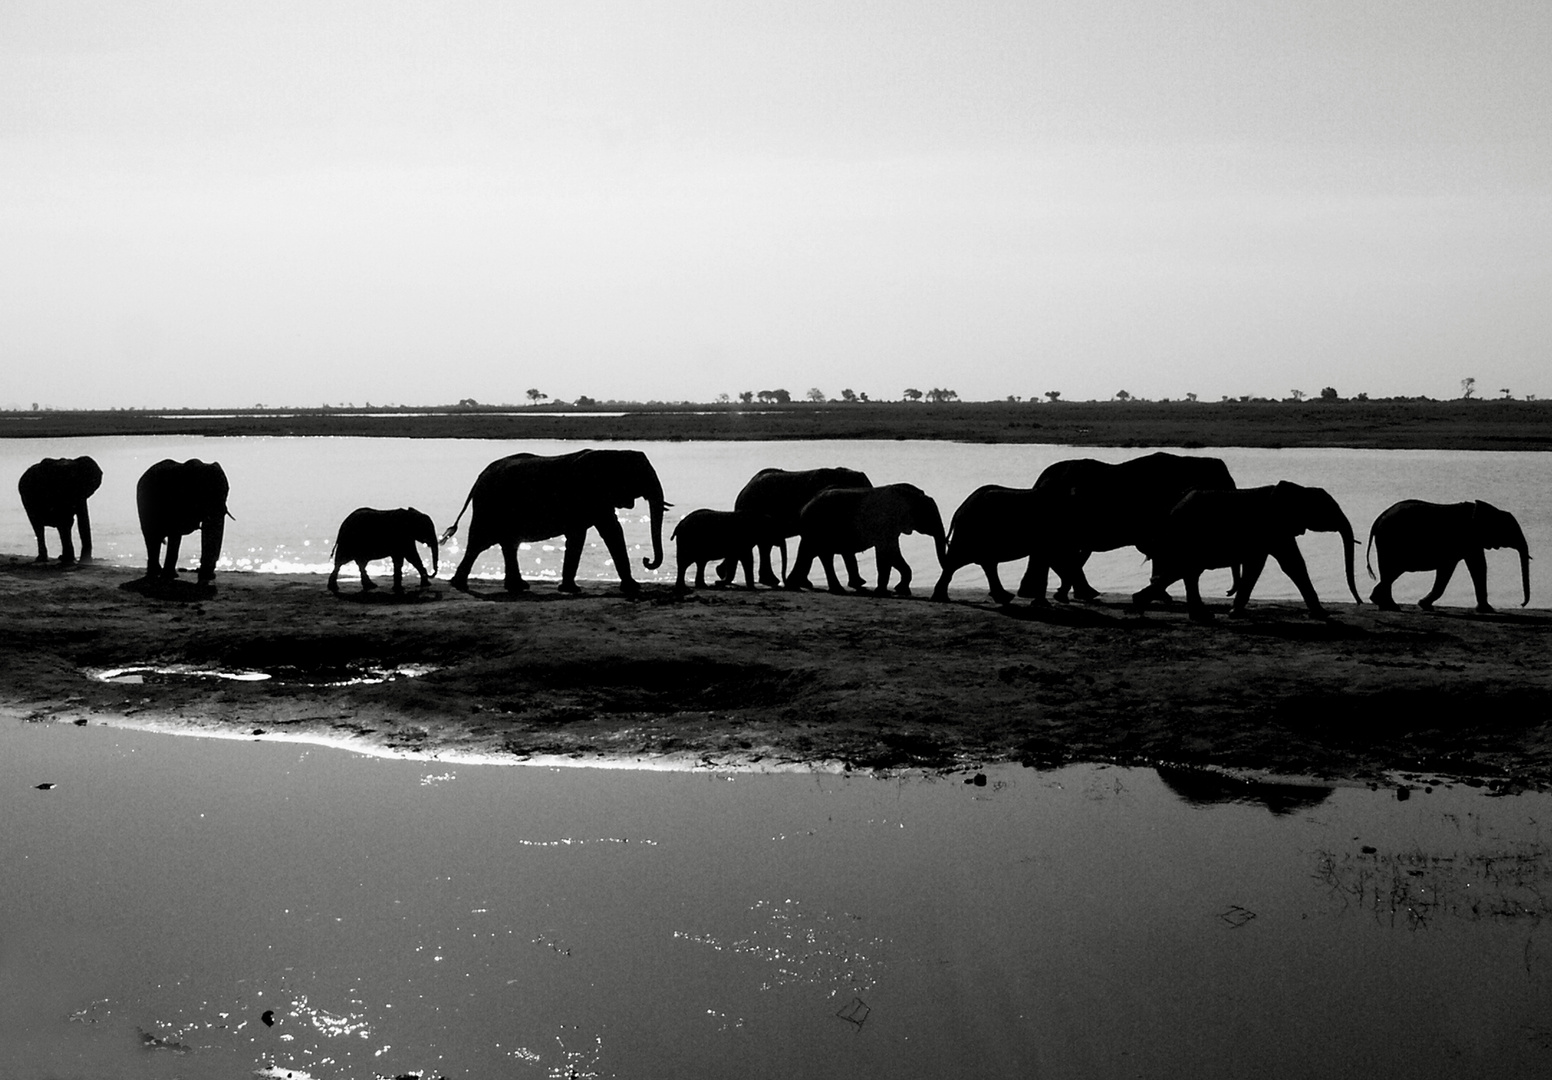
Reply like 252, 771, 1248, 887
1305, 606, 1331, 621
33, 554, 49, 563
1417, 598, 1435, 611
827, 583, 849, 596
1188, 606, 1216, 624
327, 580, 339, 593
846, 579, 867, 591
1475, 603, 1496, 614
930, 586, 950, 603
449, 576, 471, 592
892, 583, 912, 597
556, 581, 582, 594
505, 579, 532, 594
361, 579, 378, 591
758, 573, 782, 589
1371, 595, 1399, 612
1074, 587, 1101, 604
618, 580, 641, 597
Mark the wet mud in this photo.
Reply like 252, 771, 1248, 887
3, 558, 1550, 785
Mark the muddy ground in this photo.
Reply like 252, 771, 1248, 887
3, 558, 1549, 788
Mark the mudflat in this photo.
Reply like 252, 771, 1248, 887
4, 559, 1549, 787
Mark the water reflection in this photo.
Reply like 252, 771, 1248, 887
3, 721, 1551, 1078
1154, 765, 1334, 815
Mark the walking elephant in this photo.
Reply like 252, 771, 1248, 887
1133, 481, 1361, 622
137, 459, 232, 584
443, 449, 667, 596
1021, 452, 1239, 604
672, 508, 786, 590
717, 466, 873, 588
18, 455, 103, 564
786, 483, 947, 596
328, 507, 439, 593
1366, 499, 1530, 613
932, 485, 1047, 603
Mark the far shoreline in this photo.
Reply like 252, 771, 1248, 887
3, 399, 1550, 452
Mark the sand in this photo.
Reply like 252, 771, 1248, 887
4, 557, 1549, 788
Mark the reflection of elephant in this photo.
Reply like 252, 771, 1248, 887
1366, 500, 1530, 613
18, 456, 103, 564
328, 507, 439, 593
717, 467, 873, 588
1133, 481, 1360, 622
932, 485, 1046, 603
137, 459, 231, 584
1155, 766, 1333, 816
443, 449, 667, 595
1024, 453, 1239, 603
672, 509, 786, 590
786, 483, 947, 596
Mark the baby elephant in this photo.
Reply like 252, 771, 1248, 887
672, 509, 786, 589
328, 507, 439, 593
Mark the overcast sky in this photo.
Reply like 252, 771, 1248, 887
3, 1, 1549, 408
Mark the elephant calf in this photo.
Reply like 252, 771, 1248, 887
672, 509, 786, 590
787, 483, 947, 596
329, 507, 439, 593
1367, 499, 1530, 613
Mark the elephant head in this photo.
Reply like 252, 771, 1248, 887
1274, 481, 1361, 604
607, 450, 668, 571
1474, 500, 1531, 606
902, 485, 949, 568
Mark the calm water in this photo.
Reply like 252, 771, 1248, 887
3, 437, 1547, 608
3, 719, 1551, 1078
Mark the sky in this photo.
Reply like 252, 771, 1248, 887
3, 0, 1549, 408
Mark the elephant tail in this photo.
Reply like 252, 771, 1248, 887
440, 488, 476, 545
1365, 532, 1376, 580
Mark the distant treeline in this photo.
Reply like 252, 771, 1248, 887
2, 399, 1549, 452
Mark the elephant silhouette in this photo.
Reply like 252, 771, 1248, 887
786, 483, 947, 596
716, 467, 873, 588
672, 508, 786, 590
1367, 499, 1530, 612
136, 459, 232, 584
329, 507, 439, 593
18, 456, 102, 564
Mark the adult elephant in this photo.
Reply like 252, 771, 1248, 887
442, 449, 667, 596
1366, 499, 1530, 613
1133, 481, 1361, 622
1021, 452, 1239, 604
785, 483, 946, 596
18, 455, 103, 564
137, 459, 232, 584
328, 507, 439, 593
718, 466, 873, 588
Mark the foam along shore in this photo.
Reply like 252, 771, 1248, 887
2, 558, 1550, 786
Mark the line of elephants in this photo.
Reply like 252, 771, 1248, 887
15, 448, 1533, 621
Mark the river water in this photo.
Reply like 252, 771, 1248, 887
3, 436, 1547, 608
4, 719, 1551, 1079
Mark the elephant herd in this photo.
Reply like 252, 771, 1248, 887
13, 449, 1535, 620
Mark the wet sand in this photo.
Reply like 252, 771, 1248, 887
4, 558, 1549, 787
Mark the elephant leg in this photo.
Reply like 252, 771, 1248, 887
739, 552, 756, 590
785, 542, 815, 590
405, 549, 431, 588
1369, 566, 1401, 610
1269, 542, 1327, 618
982, 564, 1016, 605
1017, 560, 1051, 605
359, 560, 377, 591
500, 540, 529, 593
930, 565, 956, 603
594, 518, 641, 596
26, 509, 49, 561
1132, 565, 1177, 613
821, 554, 848, 594
327, 559, 342, 592
1184, 573, 1214, 623
55, 524, 78, 565
1418, 560, 1457, 610
390, 555, 406, 592
142, 532, 162, 580
1230, 552, 1269, 615
692, 559, 707, 588
162, 534, 183, 579
716, 553, 740, 586
76, 504, 93, 561
558, 529, 588, 593
840, 552, 866, 591
1464, 549, 1493, 612
756, 545, 783, 589
1058, 554, 1100, 603
889, 545, 912, 597
450, 530, 494, 592
871, 546, 894, 595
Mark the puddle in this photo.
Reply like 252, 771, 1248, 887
88, 663, 438, 687
3, 721, 1551, 1078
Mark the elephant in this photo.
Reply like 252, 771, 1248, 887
17, 456, 103, 564
932, 484, 1047, 604
785, 483, 947, 596
443, 448, 667, 596
1133, 481, 1361, 622
1020, 452, 1239, 604
671, 508, 787, 590
716, 466, 873, 588
328, 507, 439, 593
136, 459, 232, 584
1366, 499, 1530, 613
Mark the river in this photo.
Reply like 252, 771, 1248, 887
3, 437, 1547, 607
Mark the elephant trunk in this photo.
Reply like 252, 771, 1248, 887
642, 478, 666, 571
430, 538, 440, 577
1518, 542, 1531, 608
199, 515, 226, 583
1337, 514, 1361, 605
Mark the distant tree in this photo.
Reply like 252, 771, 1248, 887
859, 392, 870, 402
925, 388, 959, 403
1355, 392, 1369, 401
807, 387, 826, 402
1461, 377, 1477, 399
1006, 395, 1022, 402
840, 388, 858, 402
1114, 390, 1131, 402
757, 389, 792, 404
716, 392, 731, 403
1289, 389, 1305, 402
458, 398, 479, 408
526, 388, 547, 405
738, 390, 754, 404
1185, 392, 1198, 402
1044, 391, 1061, 403
903, 388, 923, 402
575, 395, 597, 407
1500, 388, 1513, 399
1319, 387, 1338, 401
